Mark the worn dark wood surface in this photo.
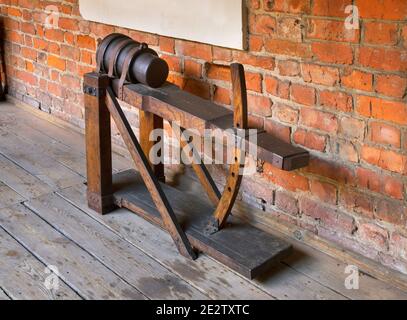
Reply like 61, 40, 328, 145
111, 76, 309, 171
112, 169, 292, 279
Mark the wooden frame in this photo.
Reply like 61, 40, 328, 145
84, 64, 309, 278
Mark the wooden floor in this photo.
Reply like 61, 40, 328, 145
0, 101, 406, 300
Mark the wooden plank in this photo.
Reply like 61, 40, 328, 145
25, 193, 209, 300
112, 169, 292, 279
0, 182, 25, 209
213, 63, 247, 229
0, 227, 80, 300
0, 204, 146, 300
282, 243, 407, 300
57, 184, 274, 300
0, 288, 10, 300
0, 155, 52, 199
119, 80, 309, 170
0, 128, 84, 190
0, 101, 131, 173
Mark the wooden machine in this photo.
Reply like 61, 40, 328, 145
84, 34, 309, 279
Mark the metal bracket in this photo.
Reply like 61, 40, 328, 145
83, 85, 103, 97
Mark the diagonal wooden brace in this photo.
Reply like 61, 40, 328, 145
105, 87, 197, 260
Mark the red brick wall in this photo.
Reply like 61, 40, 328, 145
0, 0, 406, 273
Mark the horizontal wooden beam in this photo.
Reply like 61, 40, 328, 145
109, 76, 309, 171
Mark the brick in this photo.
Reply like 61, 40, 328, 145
58, 17, 79, 31
8, 7, 22, 17
162, 55, 181, 73
45, 29, 64, 42
375, 74, 407, 99
302, 63, 339, 86
184, 60, 202, 78
300, 108, 338, 133
363, 22, 398, 45
277, 17, 302, 41
312, 42, 353, 65
355, 0, 407, 20
357, 167, 403, 200
245, 72, 262, 93
273, 104, 298, 124
310, 180, 337, 204
275, 190, 299, 216
293, 129, 326, 152
358, 223, 389, 251
375, 199, 406, 226
361, 145, 406, 174
300, 197, 355, 234
159, 36, 175, 54
176, 40, 212, 61
306, 157, 356, 185
206, 64, 230, 82
213, 47, 232, 62
21, 47, 37, 61
182, 79, 210, 100
358, 47, 407, 72
340, 189, 374, 218
291, 84, 315, 106
16, 70, 37, 86
370, 122, 401, 148
265, 76, 290, 99
320, 91, 353, 112
249, 0, 261, 9
251, 14, 276, 35
306, 18, 359, 43
339, 116, 365, 139
247, 94, 272, 117
312, 0, 351, 17
402, 25, 407, 48
249, 35, 263, 52
232, 51, 275, 70
264, 163, 309, 192
47, 55, 66, 71
278, 60, 300, 77
76, 35, 96, 50
129, 31, 158, 46
337, 140, 358, 162
265, 39, 311, 58
356, 96, 407, 125
264, 119, 291, 143
264, 0, 311, 14
213, 86, 231, 105
341, 69, 373, 92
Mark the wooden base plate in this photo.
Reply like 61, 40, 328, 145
112, 169, 293, 279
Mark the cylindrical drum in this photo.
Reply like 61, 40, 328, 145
96, 33, 169, 88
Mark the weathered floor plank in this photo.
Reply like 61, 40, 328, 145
25, 193, 210, 300
58, 185, 274, 300
282, 244, 407, 300
58, 184, 347, 300
0, 288, 10, 300
0, 204, 146, 300
0, 182, 25, 209
0, 129, 84, 190
0, 227, 81, 300
0, 155, 52, 200
0, 102, 132, 173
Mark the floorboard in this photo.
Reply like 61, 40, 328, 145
0, 227, 80, 300
25, 193, 210, 300
0, 204, 146, 300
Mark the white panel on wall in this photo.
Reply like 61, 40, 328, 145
79, 0, 245, 50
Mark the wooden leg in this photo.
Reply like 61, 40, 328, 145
106, 87, 197, 260
139, 110, 165, 182
178, 127, 221, 206
212, 63, 248, 230
84, 73, 115, 214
